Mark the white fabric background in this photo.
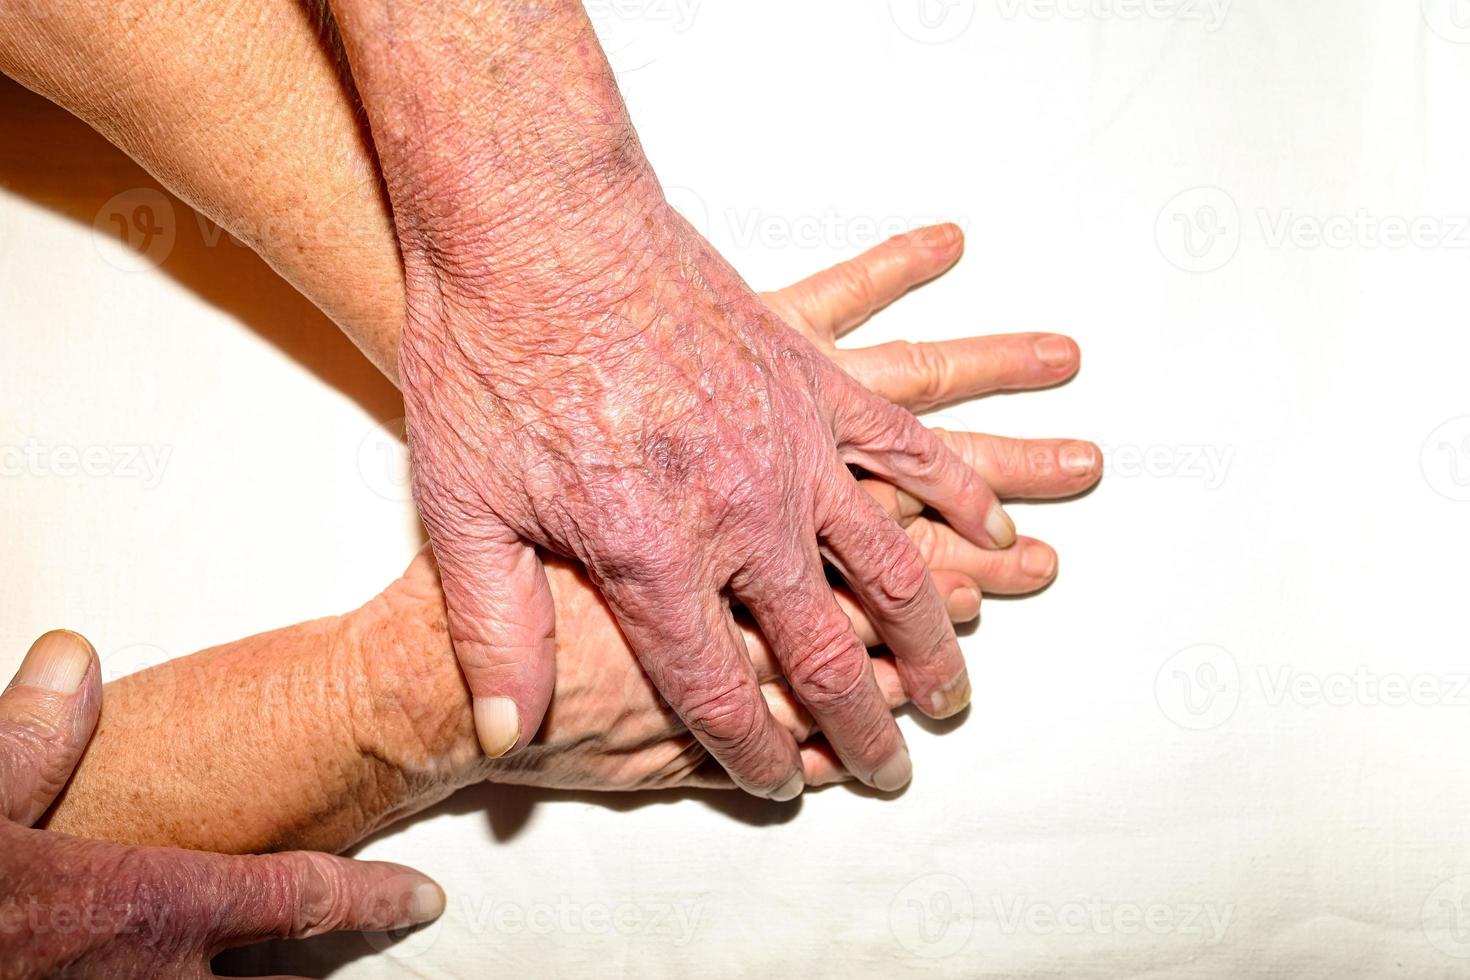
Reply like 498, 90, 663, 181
4, 0, 1470, 975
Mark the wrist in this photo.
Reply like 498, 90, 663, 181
341, 555, 488, 814
398, 165, 672, 322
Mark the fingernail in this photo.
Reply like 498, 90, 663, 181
1060, 442, 1098, 477
1033, 335, 1076, 368
473, 697, 519, 758
10, 630, 92, 694
896, 489, 925, 521
929, 222, 963, 249
1021, 543, 1058, 580
872, 746, 912, 792
946, 586, 981, 622
984, 504, 1016, 548
930, 668, 971, 719
771, 771, 804, 802
409, 881, 446, 924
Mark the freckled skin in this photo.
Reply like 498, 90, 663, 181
326, 0, 1011, 795
0, 643, 442, 980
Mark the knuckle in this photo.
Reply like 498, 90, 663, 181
787, 622, 869, 710
888, 414, 941, 471
1026, 444, 1059, 482
593, 520, 691, 588
903, 342, 952, 407
869, 533, 931, 610
680, 681, 764, 753
837, 260, 880, 316
99, 846, 210, 941
708, 455, 781, 522
290, 852, 351, 937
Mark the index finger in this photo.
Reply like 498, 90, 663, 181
769, 224, 966, 338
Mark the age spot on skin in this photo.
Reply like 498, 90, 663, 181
641, 432, 693, 485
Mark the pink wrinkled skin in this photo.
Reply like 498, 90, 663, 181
326, 0, 1021, 797
400, 193, 1009, 797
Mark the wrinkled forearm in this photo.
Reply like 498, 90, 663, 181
0, 0, 406, 379
44, 578, 482, 854
323, 0, 670, 319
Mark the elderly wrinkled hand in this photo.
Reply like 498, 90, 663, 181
323, 0, 1060, 800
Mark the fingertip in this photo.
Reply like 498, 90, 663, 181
908, 221, 964, 254
926, 667, 972, 720
799, 742, 853, 787
1033, 334, 1081, 373
895, 489, 925, 522
945, 583, 982, 623
473, 696, 520, 758
1059, 440, 1103, 482
8, 630, 96, 696
868, 657, 909, 708
1020, 541, 1059, 582
409, 879, 447, 924
872, 745, 913, 793
983, 503, 1017, 549
770, 770, 805, 802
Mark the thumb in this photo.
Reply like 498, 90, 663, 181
208, 851, 445, 946
431, 528, 557, 758
0, 630, 102, 826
